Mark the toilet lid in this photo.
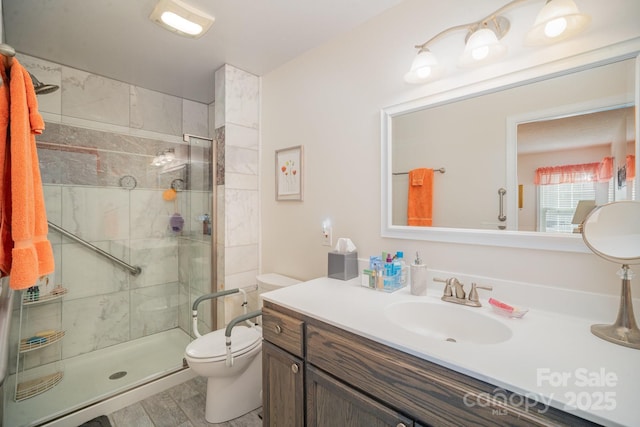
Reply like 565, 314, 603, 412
186, 326, 261, 360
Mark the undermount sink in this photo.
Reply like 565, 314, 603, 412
384, 301, 513, 345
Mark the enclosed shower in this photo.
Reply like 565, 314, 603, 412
3, 123, 216, 426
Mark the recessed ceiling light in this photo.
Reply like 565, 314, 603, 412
150, 0, 214, 39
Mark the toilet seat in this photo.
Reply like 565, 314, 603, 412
186, 326, 261, 363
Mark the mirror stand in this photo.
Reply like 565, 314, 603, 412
591, 265, 640, 350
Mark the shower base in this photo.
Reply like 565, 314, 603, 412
3, 328, 192, 427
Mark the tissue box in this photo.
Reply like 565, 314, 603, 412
328, 251, 358, 281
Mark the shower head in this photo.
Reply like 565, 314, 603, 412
29, 72, 59, 95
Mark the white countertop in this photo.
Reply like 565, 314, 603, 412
262, 276, 640, 427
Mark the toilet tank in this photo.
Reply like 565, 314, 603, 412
257, 273, 301, 293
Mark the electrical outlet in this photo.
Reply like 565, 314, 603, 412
322, 226, 332, 246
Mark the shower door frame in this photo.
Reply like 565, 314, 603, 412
183, 133, 218, 332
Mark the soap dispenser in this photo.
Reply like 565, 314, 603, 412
410, 252, 427, 296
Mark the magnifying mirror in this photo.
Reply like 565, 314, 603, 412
582, 201, 640, 350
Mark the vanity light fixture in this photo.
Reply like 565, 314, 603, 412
525, 0, 591, 45
458, 17, 509, 68
151, 148, 177, 166
150, 0, 214, 38
404, 49, 441, 84
405, 0, 590, 83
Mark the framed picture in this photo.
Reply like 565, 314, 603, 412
275, 145, 303, 201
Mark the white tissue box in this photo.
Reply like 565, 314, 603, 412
328, 251, 358, 281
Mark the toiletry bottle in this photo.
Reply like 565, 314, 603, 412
385, 253, 394, 277
410, 252, 427, 296
202, 214, 211, 235
396, 251, 408, 286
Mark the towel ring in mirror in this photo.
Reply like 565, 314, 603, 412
582, 201, 640, 350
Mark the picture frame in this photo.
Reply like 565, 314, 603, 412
275, 145, 303, 201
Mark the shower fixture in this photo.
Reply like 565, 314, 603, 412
29, 72, 59, 95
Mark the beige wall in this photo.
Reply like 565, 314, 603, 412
260, 0, 640, 295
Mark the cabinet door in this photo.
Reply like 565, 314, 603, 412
307, 365, 414, 427
263, 341, 304, 427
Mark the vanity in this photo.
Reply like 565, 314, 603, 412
261, 276, 639, 427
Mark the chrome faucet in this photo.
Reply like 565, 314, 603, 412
435, 277, 492, 307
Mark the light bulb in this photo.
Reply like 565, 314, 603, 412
161, 11, 203, 36
525, 0, 591, 46
459, 28, 506, 67
544, 17, 568, 38
415, 65, 432, 79
404, 50, 439, 84
472, 46, 489, 61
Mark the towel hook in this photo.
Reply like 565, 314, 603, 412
0, 43, 16, 71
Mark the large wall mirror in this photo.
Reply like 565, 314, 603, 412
381, 49, 639, 252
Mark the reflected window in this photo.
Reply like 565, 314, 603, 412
536, 159, 614, 232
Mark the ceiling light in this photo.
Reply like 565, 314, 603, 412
525, 0, 591, 45
405, 0, 591, 84
150, 0, 214, 39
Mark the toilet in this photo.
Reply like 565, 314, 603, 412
184, 273, 300, 423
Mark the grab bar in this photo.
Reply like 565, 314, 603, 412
192, 288, 255, 338
48, 221, 142, 276
225, 310, 262, 367
498, 188, 507, 222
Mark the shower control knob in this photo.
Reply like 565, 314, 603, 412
291, 363, 299, 374
274, 324, 282, 334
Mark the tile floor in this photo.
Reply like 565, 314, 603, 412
107, 377, 263, 427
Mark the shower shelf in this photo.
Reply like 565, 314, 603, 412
22, 286, 68, 306
15, 283, 67, 401
15, 371, 64, 401
19, 330, 66, 353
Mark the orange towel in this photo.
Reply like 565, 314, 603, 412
407, 168, 433, 226
0, 55, 55, 289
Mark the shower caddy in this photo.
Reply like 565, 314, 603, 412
14, 283, 67, 401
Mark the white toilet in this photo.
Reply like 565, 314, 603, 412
184, 273, 300, 423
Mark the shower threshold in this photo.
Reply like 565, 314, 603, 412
3, 328, 191, 427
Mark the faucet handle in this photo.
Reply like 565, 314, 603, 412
468, 283, 493, 303
450, 278, 465, 299
441, 278, 453, 297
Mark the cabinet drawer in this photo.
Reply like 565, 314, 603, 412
262, 307, 304, 357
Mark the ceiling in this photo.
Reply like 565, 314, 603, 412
3, 0, 404, 104
518, 107, 635, 154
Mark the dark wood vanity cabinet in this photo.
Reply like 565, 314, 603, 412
262, 301, 598, 427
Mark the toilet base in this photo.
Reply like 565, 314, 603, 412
204, 352, 262, 423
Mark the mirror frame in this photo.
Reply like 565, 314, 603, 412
381, 44, 640, 252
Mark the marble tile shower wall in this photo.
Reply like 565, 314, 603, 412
10, 53, 213, 363
214, 65, 260, 324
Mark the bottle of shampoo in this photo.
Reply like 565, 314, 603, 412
395, 251, 408, 287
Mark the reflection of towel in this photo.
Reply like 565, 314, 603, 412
411, 168, 426, 185
407, 168, 433, 226
0, 55, 55, 289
